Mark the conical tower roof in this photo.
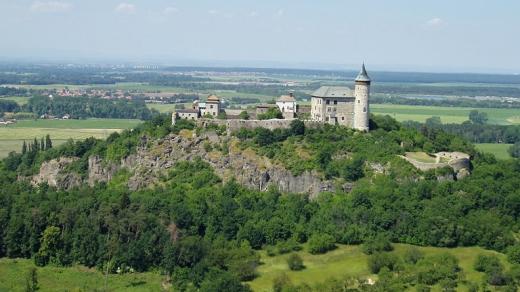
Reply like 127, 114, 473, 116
355, 63, 371, 83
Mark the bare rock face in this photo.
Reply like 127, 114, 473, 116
34, 133, 337, 197
32, 157, 82, 189
88, 156, 120, 186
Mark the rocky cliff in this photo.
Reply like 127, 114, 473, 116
33, 132, 334, 197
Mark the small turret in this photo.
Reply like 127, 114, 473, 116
353, 64, 371, 131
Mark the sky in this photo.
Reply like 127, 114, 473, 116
0, 0, 519, 73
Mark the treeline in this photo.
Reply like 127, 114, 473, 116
403, 121, 520, 144
0, 86, 28, 96
372, 95, 520, 109
24, 96, 154, 120
371, 84, 520, 98
0, 100, 19, 113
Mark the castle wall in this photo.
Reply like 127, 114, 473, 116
197, 118, 320, 134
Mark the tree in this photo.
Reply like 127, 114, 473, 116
308, 234, 335, 254
239, 111, 250, 120
22, 141, 27, 154
35, 226, 62, 267
287, 253, 304, 271
507, 245, 520, 264
469, 110, 488, 124
258, 107, 283, 120
25, 267, 38, 292
509, 142, 520, 158
45, 135, 52, 150
425, 116, 442, 128
367, 253, 399, 274
289, 119, 305, 136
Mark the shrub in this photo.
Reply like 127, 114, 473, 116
287, 254, 304, 271
416, 253, 460, 286
367, 252, 399, 274
273, 273, 293, 292
474, 254, 502, 273
404, 247, 424, 264
362, 235, 393, 255
507, 244, 520, 264
308, 234, 336, 254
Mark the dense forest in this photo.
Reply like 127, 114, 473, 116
1, 114, 520, 290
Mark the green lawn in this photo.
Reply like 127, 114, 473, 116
476, 143, 513, 160
371, 104, 520, 125
0, 119, 142, 157
249, 243, 509, 292
0, 258, 163, 292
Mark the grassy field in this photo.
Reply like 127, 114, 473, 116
0, 244, 507, 291
249, 243, 509, 292
0, 119, 142, 157
0, 258, 163, 292
146, 103, 178, 113
371, 104, 520, 125
476, 143, 513, 160
0, 96, 30, 105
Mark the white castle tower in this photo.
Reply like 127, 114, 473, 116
353, 64, 371, 131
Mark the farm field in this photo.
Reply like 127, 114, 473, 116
249, 243, 509, 292
476, 143, 513, 160
0, 96, 30, 105
0, 119, 142, 158
371, 104, 520, 125
146, 103, 178, 113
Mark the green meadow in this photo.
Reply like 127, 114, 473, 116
0, 244, 508, 292
476, 143, 513, 160
250, 244, 509, 292
0, 258, 163, 292
0, 119, 142, 158
371, 104, 520, 125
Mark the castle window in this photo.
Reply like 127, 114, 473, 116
342, 117, 344, 120
327, 107, 331, 112
210, 105, 214, 109
334, 100, 337, 105
326, 100, 330, 105
358, 100, 360, 103
363, 107, 366, 112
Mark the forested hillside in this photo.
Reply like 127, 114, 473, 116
1, 115, 520, 290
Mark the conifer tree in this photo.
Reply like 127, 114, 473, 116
45, 134, 52, 150
22, 141, 27, 154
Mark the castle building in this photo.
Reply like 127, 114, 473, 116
205, 94, 221, 117
172, 94, 222, 124
276, 92, 297, 119
310, 64, 371, 131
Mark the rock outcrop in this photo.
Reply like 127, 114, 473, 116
32, 157, 82, 189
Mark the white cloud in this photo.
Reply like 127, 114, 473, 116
115, 3, 136, 14
426, 17, 444, 27
163, 7, 179, 15
30, 1, 72, 13
208, 9, 219, 15
276, 9, 284, 17
249, 11, 258, 17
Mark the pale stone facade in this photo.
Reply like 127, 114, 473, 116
276, 92, 297, 119
310, 65, 371, 131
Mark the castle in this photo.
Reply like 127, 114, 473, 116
310, 64, 371, 131
172, 64, 371, 131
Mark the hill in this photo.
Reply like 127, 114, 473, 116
1, 114, 520, 291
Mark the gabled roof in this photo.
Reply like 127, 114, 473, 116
311, 86, 354, 98
355, 63, 371, 82
277, 94, 296, 102
207, 94, 220, 102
